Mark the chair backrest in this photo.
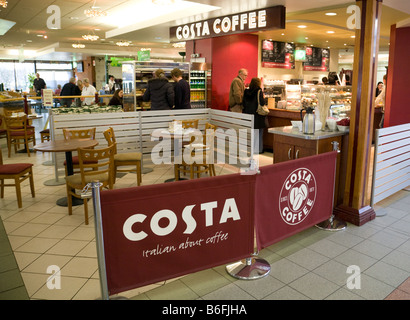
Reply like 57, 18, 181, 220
63, 128, 96, 140
4, 109, 24, 117
0, 147, 3, 165
77, 143, 116, 187
5, 115, 28, 133
182, 119, 199, 129
204, 122, 217, 148
103, 127, 118, 153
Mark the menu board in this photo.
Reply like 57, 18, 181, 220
303, 47, 330, 71
261, 40, 295, 69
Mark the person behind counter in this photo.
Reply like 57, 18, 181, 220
81, 78, 97, 106
109, 89, 123, 107
171, 68, 191, 109
143, 69, 174, 110
242, 77, 267, 154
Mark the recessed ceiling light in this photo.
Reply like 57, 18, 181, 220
326, 31, 335, 34
26, 40, 32, 42
351, 35, 355, 38
325, 12, 337, 16
44, 35, 48, 39
37, 34, 43, 37
298, 25, 307, 29
305, 37, 309, 40
69, 16, 79, 20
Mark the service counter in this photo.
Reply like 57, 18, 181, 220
268, 126, 349, 207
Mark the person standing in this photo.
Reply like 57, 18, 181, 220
109, 89, 123, 107
242, 77, 267, 154
108, 75, 115, 93
81, 78, 97, 106
171, 68, 191, 109
229, 68, 248, 113
375, 74, 387, 128
143, 69, 174, 110
33, 73, 46, 96
60, 77, 80, 107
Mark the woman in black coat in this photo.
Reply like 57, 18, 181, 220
109, 89, 123, 107
242, 77, 267, 154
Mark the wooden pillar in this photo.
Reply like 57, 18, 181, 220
334, 0, 382, 226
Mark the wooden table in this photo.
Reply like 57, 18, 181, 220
34, 139, 99, 206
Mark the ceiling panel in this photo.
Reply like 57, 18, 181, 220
0, 0, 408, 61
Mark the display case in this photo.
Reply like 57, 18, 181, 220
122, 61, 190, 111
190, 69, 207, 109
285, 84, 302, 110
300, 85, 352, 116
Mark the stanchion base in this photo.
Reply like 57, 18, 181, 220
226, 256, 270, 280
57, 196, 84, 207
44, 178, 66, 186
316, 217, 347, 231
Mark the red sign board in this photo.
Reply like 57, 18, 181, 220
100, 174, 256, 295
254, 152, 337, 249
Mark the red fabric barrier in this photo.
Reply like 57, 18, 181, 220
255, 152, 337, 250
100, 174, 255, 295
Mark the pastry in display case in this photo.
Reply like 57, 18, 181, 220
285, 84, 302, 110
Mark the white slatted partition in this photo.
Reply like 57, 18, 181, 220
140, 108, 210, 165
48, 109, 255, 177
50, 112, 141, 177
371, 123, 410, 205
210, 109, 254, 165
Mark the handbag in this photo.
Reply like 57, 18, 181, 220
256, 90, 269, 116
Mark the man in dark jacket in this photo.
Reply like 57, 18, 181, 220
171, 68, 191, 109
60, 77, 81, 107
143, 69, 174, 110
33, 73, 46, 96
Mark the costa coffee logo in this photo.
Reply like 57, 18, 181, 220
279, 168, 316, 225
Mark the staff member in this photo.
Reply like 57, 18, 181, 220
171, 68, 191, 109
81, 78, 97, 106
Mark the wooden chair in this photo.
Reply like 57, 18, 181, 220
182, 119, 199, 129
40, 117, 50, 143
65, 144, 115, 225
0, 148, 35, 208
0, 117, 7, 140
175, 122, 217, 180
4, 115, 36, 157
62, 128, 97, 175
103, 127, 142, 186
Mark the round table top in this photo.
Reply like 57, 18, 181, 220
34, 139, 99, 153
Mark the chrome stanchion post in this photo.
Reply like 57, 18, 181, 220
315, 141, 347, 231
81, 181, 110, 300
226, 157, 270, 280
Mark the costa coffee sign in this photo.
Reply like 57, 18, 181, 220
170, 5, 285, 42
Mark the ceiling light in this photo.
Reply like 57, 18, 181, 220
44, 35, 48, 39
0, 1, 7, 8
82, 33, 99, 41
72, 43, 85, 49
37, 34, 44, 37
325, 12, 337, 16
84, 9, 108, 17
84, 1, 107, 17
326, 31, 335, 34
116, 41, 130, 47
351, 35, 355, 38
172, 42, 186, 48
69, 16, 79, 20
298, 25, 307, 29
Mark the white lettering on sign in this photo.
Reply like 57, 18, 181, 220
279, 168, 317, 225
123, 198, 241, 241
174, 9, 269, 40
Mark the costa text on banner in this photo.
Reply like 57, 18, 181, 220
100, 173, 256, 295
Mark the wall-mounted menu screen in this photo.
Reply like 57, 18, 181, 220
261, 40, 295, 69
303, 47, 330, 71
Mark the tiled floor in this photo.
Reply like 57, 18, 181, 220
0, 115, 409, 300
